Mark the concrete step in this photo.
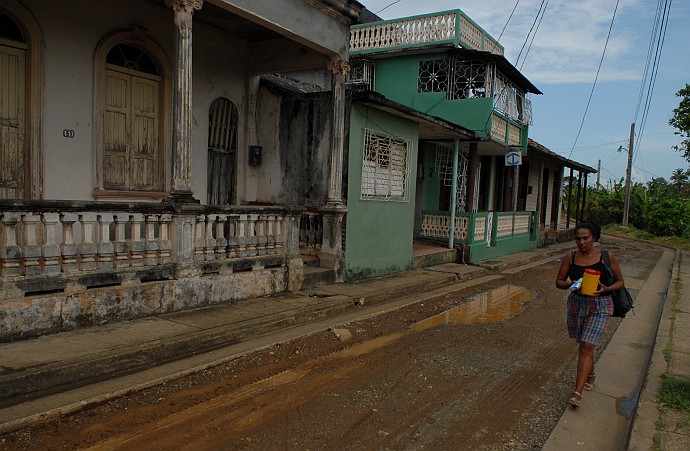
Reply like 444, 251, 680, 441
302, 266, 335, 290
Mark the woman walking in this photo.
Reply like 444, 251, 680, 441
555, 222, 625, 407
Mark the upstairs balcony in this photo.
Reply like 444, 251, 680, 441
350, 10, 504, 56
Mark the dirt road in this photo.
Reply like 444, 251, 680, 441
0, 238, 663, 450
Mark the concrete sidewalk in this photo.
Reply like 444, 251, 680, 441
0, 237, 682, 450
543, 245, 676, 450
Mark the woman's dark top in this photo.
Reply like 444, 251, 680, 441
568, 250, 612, 286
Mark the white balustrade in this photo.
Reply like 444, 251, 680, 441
351, 11, 503, 55
96, 214, 114, 271
491, 114, 508, 143
474, 216, 486, 242
0, 206, 290, 288
514, 214, 531, 234
420, 214, 468, 240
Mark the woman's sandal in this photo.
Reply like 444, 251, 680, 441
568, 391, 582, 408
584, 373, 596, 391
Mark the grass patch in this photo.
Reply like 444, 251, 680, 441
602, 224, 690, 251
659, 375, 690, 410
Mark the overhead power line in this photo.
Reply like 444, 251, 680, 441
633, 0, 672, 164
567, 0, 621, 159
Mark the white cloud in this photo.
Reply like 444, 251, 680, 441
362, 0, 650, 85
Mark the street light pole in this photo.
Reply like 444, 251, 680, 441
622, 123, 635, 226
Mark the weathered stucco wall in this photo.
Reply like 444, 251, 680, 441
16, 0, 347, 205
254, 85, 332, 206
0, 267, 287, 342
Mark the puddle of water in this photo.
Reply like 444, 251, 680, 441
411, 285, 533, 332
616, 391, 640, 419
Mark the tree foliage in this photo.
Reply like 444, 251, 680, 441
670, 83, 690, 161
584, 169, 690, 238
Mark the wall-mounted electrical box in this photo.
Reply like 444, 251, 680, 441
249, 145, 262, 166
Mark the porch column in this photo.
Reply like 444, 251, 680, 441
580, 172, 589, 221
566, 167, 574, 227
318, 58, 350, 280
448, 138, 460, 249
166, 0, 203, 203
325, 58, 349, 207
465, 143, 478, 212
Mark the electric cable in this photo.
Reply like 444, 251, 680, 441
567, 0, 620, 159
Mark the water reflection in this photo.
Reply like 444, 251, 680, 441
412, 285, 532, 332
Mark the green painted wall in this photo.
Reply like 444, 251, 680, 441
421, 144, 441, 211
345, 105, 420, 281
374, 54, 527, 144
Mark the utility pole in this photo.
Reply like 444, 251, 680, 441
622, 123, 635, 226
596, 159, 601, 188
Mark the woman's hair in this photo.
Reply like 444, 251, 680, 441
574, 221, 601, 241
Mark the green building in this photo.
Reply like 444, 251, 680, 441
343, 9, 592, 279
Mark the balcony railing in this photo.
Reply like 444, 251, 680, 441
0, 200, 303, 300
420, 210, 537, 247
350, 10, 504, 55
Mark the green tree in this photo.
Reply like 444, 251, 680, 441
670, 84, 690, 161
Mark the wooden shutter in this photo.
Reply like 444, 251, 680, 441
0, 43, 26, 199
103, 67, 160, 191
131, 76, 159, 190
104, 69, 130, 190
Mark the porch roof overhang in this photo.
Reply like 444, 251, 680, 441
145, 0, 364, 70
351, 90, 478, 141
528, 139, 597, 173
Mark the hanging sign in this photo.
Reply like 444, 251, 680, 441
505, 150, 522, 166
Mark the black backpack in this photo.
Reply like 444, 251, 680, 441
601, 249, 634, 318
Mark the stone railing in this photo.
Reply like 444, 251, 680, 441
299, 210, 323, 257
0, 200, 304, 300
350, 10, 503, 55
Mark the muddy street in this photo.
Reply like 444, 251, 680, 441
1, 238, 663, 450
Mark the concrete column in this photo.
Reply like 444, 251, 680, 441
325, 58, 350, 206
166, 0, 203, 203
318, 58, 350, 280
466, 143, 479, 212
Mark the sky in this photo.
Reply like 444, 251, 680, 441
360, 0, 689, 187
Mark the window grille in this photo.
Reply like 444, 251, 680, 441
416, 57, 531, 125
492, 71, 529, 124
434, 142, 469, 211
361, 129, 412, 201
448, 56, 488, 100
418, 59, 449, 93
347, 60, 375, 91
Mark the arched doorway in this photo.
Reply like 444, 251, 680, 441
102, 43, 162, 191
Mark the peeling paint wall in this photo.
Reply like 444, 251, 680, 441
0, 268, 287, 342
254, 86, 332, 207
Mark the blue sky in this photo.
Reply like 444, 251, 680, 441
361, 0, 689, 186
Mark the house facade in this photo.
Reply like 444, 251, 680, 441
343, 10, 594, 277
0, 0, 363, 340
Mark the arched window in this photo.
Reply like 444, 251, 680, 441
207, 97, 238, 204
94, 31, 171, 197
